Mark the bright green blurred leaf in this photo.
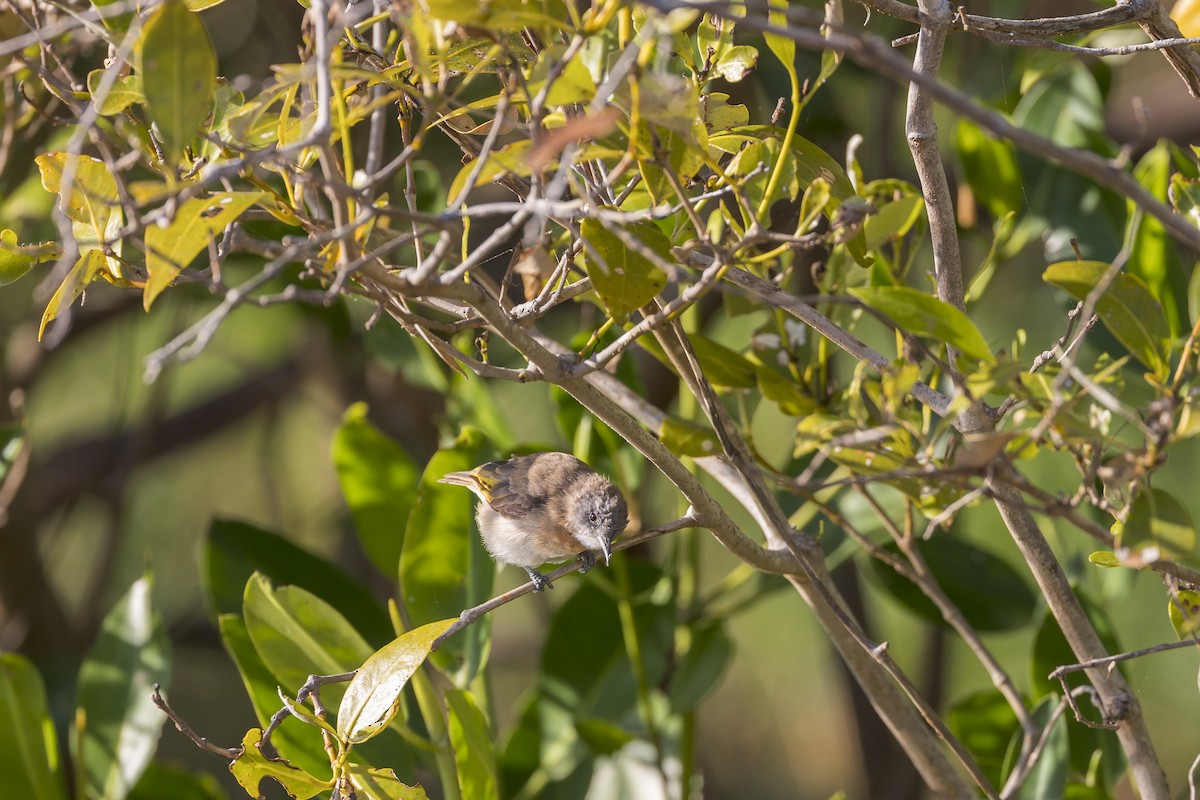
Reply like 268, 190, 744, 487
75, 576, 170, 800
955, 119, 1023, 220
667, 622, 733, 713
1087, 551, 1121, 568
128, 763, 224, 800
446, 689, 499, 800
851, 286, 993, 362
862, 195, 924, 252
332, 402, 420, 575
527, 44, 595, 106
229, 728, 328, 800
659, 415, 720, 458
0, 653, 65, 800
144, 191, 264, 309
337, 618, 455, 745
574, 718, 633, 756
714, 45, 758, 82
580, 218, 670, 319
135, 0, 216, 163
1128, 144, 1187, 337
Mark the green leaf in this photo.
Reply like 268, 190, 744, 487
946, 691, 1019, 792
144, 191, 264, 309
762, 0, 795, 81
128, 763, 224, 800
862, 195, 924, 252
39, 249, 108, 341
1127, 144, 1187, 337
217, 615, 331, 779
658, 415, 720, 458
0, 422, 24, 485
1171, 172, 1200, 231
0, 653, 66, 800
400, 427, 494, 649
866, 538, 1036, 632
202, 518, 392, 645
242, 573, 375, 706
955, 119, 1023, 220
135, 0, 216, 163
446, 689, 499, 800
446, 140, 533, 204
0, 229, 61, 286
713, 45, 758, 82
850, 286, 993, 362
75, 576, 171, 800
345, 765, 430, 800
86, 69, 144, 115
229, 728, 329, 800
573, 718, 633, 756
1044, 260, 1170, 377
1017, 698, 1068, 800
527, 44, 595, 106
1168, 589, 1200, 639
667, 622, 734, 713
336, 618, 455, 745
757, 365, 816, 416
1115, 488, 1198, 564
35, 153, 119, 233
332, 402, 420, 575
1087, 551, 1121, 568
579, 218, 670, 318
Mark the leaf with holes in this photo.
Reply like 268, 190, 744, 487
580, 218, 670, 318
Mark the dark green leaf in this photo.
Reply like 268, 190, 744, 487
850, 286, 993, 362
668, 622, 734, 713
446, 689, 499, 800
0, 653, 65, 800
332, 402, 420, 575
76, 576, 171, 800
946, 690, 1020, 792
202, 518, 392, 645
337, 619, 455, 745
1128, 144, 1187, 337
1042, 261, 1170, 379
135, 0, 216, 163
866, 538, 1036, 632
580, 218, 670, 318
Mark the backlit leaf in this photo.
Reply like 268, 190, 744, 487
0, 653, 65, 800
136, 0, 216, 163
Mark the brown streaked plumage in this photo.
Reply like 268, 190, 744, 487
438, 452, 628, 591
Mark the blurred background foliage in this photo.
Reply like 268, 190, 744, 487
2, 0, 1200, 798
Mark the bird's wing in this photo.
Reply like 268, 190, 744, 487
475, 459, 540, 518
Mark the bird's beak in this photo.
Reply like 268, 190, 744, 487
600, 539, 612, 567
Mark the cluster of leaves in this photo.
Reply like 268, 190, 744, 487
3, 0, 1200, 797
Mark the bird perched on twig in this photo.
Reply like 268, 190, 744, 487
438, 452, 629, 591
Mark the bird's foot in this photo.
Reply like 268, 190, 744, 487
526, 568, 553, 592
577, 550, 597, 574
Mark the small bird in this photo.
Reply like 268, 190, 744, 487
437, 452, 629, 591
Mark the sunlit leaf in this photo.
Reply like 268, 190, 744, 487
713, 45, 757, 82
1114, 488, 1199, 564
144, 191, 264, 309
1168, 590, 1200, 639
955, 119, 1023, 220
863, 195, 924, 252
229, 729, 328, 800
36, 153, 119, 233
86, 70, 144, 115
337, 619, 455, 745
38, 249, 108, 340
1, 229, 61, 286
75, 576, 170, 800
850, 286, 993, 362
135, 0, 216, 163
345, 765, 429, 800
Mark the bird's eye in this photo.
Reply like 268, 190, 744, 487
588, 511, 597, 523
